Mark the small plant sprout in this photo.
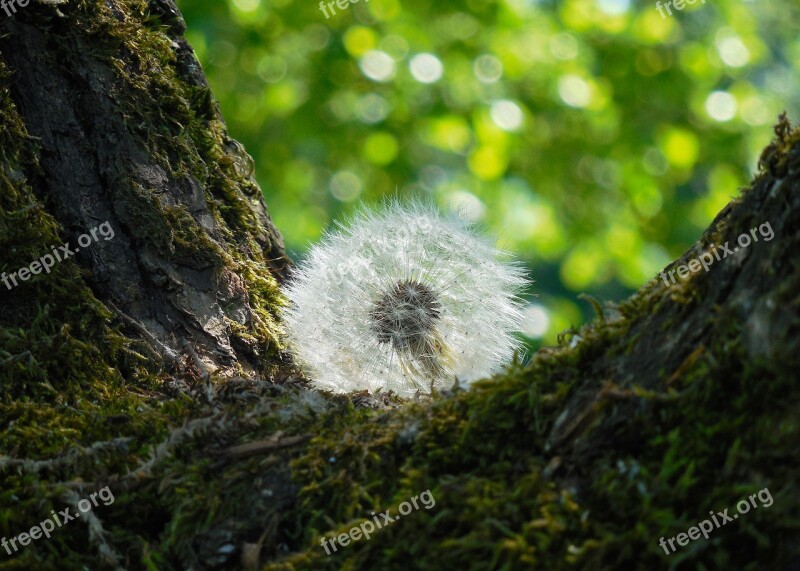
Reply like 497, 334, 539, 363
281, 202, 530, 397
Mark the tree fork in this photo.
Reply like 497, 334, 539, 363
1, 0, 798, 569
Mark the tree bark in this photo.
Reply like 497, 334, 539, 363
1, 0, 288, 380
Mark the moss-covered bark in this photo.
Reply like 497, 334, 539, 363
1, 1, 798, 570
262, 119, 800, 571
1, 1, 290, 568
1, 0, 288, 382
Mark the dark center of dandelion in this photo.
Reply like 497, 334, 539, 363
370, 280, 441, 353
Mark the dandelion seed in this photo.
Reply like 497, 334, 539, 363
281, 202, 529, 397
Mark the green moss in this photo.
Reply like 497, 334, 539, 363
51, 0, 286, 362
0, 0, 287, 566
257, 294, 796, 570
0, 49, 201, 567
254, 123, 800, 569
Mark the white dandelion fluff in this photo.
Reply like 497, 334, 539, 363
281, 202, 529, 397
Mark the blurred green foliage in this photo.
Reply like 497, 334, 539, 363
177, 0, 799, 347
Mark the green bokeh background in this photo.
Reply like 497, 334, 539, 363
176, 0, 800, 348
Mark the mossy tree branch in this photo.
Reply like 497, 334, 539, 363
1, 1, 798, 570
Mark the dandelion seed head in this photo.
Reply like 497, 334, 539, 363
371, 280, 440, 347
281, 202, 529, 397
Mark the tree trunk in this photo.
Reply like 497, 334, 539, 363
1, 0, 288, 381
1, 1, 798, 570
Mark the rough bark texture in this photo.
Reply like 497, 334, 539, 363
1, 0, 288, 381
1, 1, 799, 571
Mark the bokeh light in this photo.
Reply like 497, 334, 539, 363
409, 53, 444, 84
359, 50, 395, 83
177, 0, 800, 349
